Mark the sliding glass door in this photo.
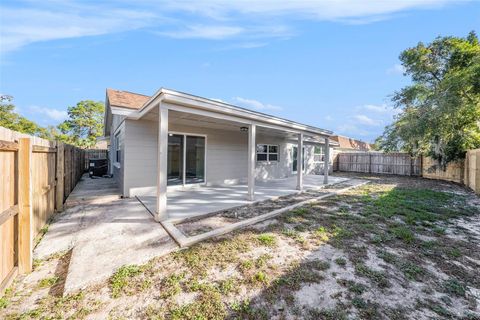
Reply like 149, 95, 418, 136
292, 146, 305, 173
167, 134, 205, 186
185, 136, 205, 184
167, 134, 184, 185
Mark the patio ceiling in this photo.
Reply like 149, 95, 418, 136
142, 108, 327, 142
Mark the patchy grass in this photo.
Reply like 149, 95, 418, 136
37, 276, 59, 288
2, 174, 479, 319
109, 265, 142, 298
354, 263, 390, 288
334, 257, 347, 266
257, 233, 277, 246
443, 278, 467, 297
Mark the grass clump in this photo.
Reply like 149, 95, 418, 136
174, 234, 251, 275
389, 226, 415, 244
160, 273, 184, 299
170, 286, 226, 320
219, 278, 237, 294
38, 276, 59, 288
337, 279, 367, 295
315, 226, 330, 241
334, 257, 347, 266
355, 263, 390, 288
110, 264, 142, 298
257, 233, 277, 247
252, 271, 268, 285
443, 278, 466, 297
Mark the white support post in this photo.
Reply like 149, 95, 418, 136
156, 105, 168, 221
297, 133, 303, 191
324, 137, 330, 185
247, 124, 256, 201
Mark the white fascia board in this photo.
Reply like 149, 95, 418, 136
110, 106, 139, 117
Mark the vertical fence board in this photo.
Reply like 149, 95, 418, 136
0, 127, 85, 295
18, 138, 32, 274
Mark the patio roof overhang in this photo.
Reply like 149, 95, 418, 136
110, 87, 337, 142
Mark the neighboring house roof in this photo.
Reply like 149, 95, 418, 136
106, 88, 150, 109
331, 135, 373, 151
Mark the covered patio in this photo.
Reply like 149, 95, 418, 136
123, 89, 337, 222
137, 174, 348, 222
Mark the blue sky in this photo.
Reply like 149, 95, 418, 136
0, 1, 478, 142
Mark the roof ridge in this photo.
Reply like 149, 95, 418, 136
107, 88, 151, 98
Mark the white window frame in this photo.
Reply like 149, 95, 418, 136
114, 131, 122, 164
314, 145, 325, 163
256, 144, 279, 163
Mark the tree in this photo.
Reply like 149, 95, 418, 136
376, 31, 480, 166
0, 95, 50, 138
57, 100, 105, 148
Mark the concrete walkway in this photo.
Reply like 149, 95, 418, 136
34, 175, 178, 294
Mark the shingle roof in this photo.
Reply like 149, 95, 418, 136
331, 135, 373, 151
106, 88, 150, 110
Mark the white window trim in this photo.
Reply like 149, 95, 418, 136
256, 144, 279, 163
114, 131, 122, 166
314, 145, 326, 163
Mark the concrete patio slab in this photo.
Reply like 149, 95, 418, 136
160, 179, 369, 247
138, 175, 349, 222
33, 175, 178, 295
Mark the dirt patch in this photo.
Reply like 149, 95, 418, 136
2, 174, 479, 320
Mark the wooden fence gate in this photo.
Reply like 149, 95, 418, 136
0, 127, 84, 295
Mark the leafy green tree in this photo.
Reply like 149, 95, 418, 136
376, 31, 480, 166
57, 100, 105, 148
0, 95, 49, 137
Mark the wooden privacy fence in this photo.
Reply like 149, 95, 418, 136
0, 127, 85, 295
335, 152, 421, 176
464, 149, 480, 194
335, 150, 480, 195
83, 149, 108, 171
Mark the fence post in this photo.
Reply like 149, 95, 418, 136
369, 153, 372, 174
18, 138, 32, 274
420, 155, 424, 177
56, 142, 65, 212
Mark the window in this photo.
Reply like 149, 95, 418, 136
115, 131, 122, 163
314, 145, 325, 162
257, 144, 279, 162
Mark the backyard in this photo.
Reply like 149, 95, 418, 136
1, 173, 479, 319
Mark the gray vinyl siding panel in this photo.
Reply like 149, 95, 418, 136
123, 119, 158, 197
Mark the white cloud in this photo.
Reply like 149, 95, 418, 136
1, 0, 466, 53
0, 5, 155, 53
30, 106, 68, 121
159, 25, 244, 39
336, 124, 370, 137
386, 63, 406, 75
324, 115, 333, 121
233, 97, 282, 111
162, 0, 460, 22
353, 114, 382, 126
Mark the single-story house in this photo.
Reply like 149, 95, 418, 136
104, 88, 338, 221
